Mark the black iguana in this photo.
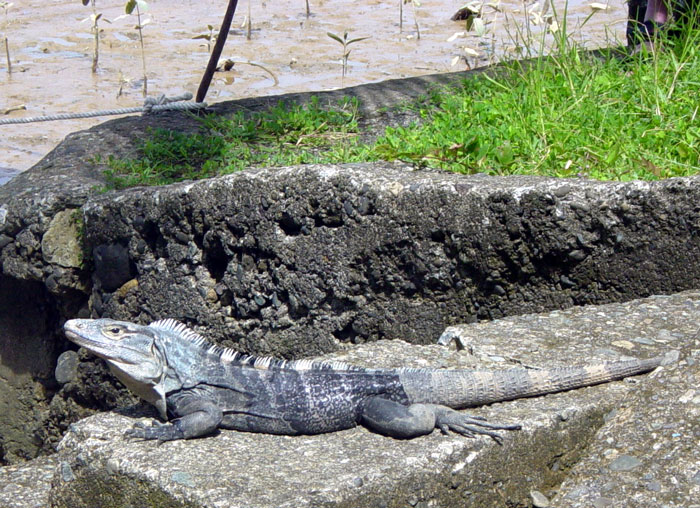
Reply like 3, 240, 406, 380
63, 318, 662, 442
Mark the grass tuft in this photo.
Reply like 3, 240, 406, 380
103, 97, 369, 189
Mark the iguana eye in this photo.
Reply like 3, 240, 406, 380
103, 325, 126, 339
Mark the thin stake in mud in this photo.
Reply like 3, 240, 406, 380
196, 0, 239, 103
3, 36, 8, 74
246, 0, 251, 40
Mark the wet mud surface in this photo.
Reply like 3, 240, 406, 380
0, 0, 627, 173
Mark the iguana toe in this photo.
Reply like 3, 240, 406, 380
432, 406, 521, 444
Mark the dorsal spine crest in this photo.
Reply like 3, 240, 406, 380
148, 319, 363, 372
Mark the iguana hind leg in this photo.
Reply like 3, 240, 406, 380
359, 397, 436, 439
359, 397, 521, 443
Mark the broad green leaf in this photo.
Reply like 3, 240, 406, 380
327, 32, 344, 44
347, 36, 370, 45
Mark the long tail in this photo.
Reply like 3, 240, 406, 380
398, 357, 663, 408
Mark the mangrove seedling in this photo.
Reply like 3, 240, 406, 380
404, 0, 421, 40
193, 24, 218, 52
327, 30, 369, 81
81, 0, 110, 73
124, 0, 150, 97
1, 1, 13, 73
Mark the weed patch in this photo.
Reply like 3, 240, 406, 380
104, 97, 369, 189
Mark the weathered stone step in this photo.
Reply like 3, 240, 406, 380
39, 290, 697, 508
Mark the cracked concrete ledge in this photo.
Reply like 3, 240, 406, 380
2, 68, 700, 464
28, 290, 698, 508
77, 163, 700, 358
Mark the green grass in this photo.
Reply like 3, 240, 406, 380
103, 96, 372, 189
104, 21, 700, 188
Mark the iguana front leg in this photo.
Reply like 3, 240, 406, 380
126, 394, 223, 441
358, 397, 521, 443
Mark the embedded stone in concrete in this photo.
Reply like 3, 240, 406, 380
41, 209, 82, 269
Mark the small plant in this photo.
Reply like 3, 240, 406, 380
404, 0, 421, 39
192, 24, 218, 52
123, 0, 150, 97
326, 31, 370, 82
1, 1, 13, 73
305, 0, 311, 18
80, 0, 110, 73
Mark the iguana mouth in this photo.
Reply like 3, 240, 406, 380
64, 323, 148, 364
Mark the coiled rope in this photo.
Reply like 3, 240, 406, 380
0, 93, 207, 126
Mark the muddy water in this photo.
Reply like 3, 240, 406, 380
0, 0, 628, 174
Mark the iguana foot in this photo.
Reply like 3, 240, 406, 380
430, 405, 521, 445
359, 397, 521, 443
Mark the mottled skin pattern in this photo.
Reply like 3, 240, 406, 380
63, 318, 662, 442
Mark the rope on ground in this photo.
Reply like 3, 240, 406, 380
0, 93, 208, 126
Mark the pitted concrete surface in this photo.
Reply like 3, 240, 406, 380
38, 291, 698, 508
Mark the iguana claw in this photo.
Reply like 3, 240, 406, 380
432, 406, 522, 445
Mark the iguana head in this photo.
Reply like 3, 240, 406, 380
64, 318, 170, 418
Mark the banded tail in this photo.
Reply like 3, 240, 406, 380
398, 357, 663, 408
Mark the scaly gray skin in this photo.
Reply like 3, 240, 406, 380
63, 318, 662, 443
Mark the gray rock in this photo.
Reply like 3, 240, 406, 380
40, 209, 82, 268
609, 455, 643, 472
55, 351, 79, 385
93, 243, 132, 292
531, 489, 550, 507
0, 289, 695, 507
44, 291, 699, 508
79, 165, 700, 359
0, 455, 57, 508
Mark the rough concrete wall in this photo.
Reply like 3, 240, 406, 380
81, 163, 700, 357
0, 277, 56, 463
